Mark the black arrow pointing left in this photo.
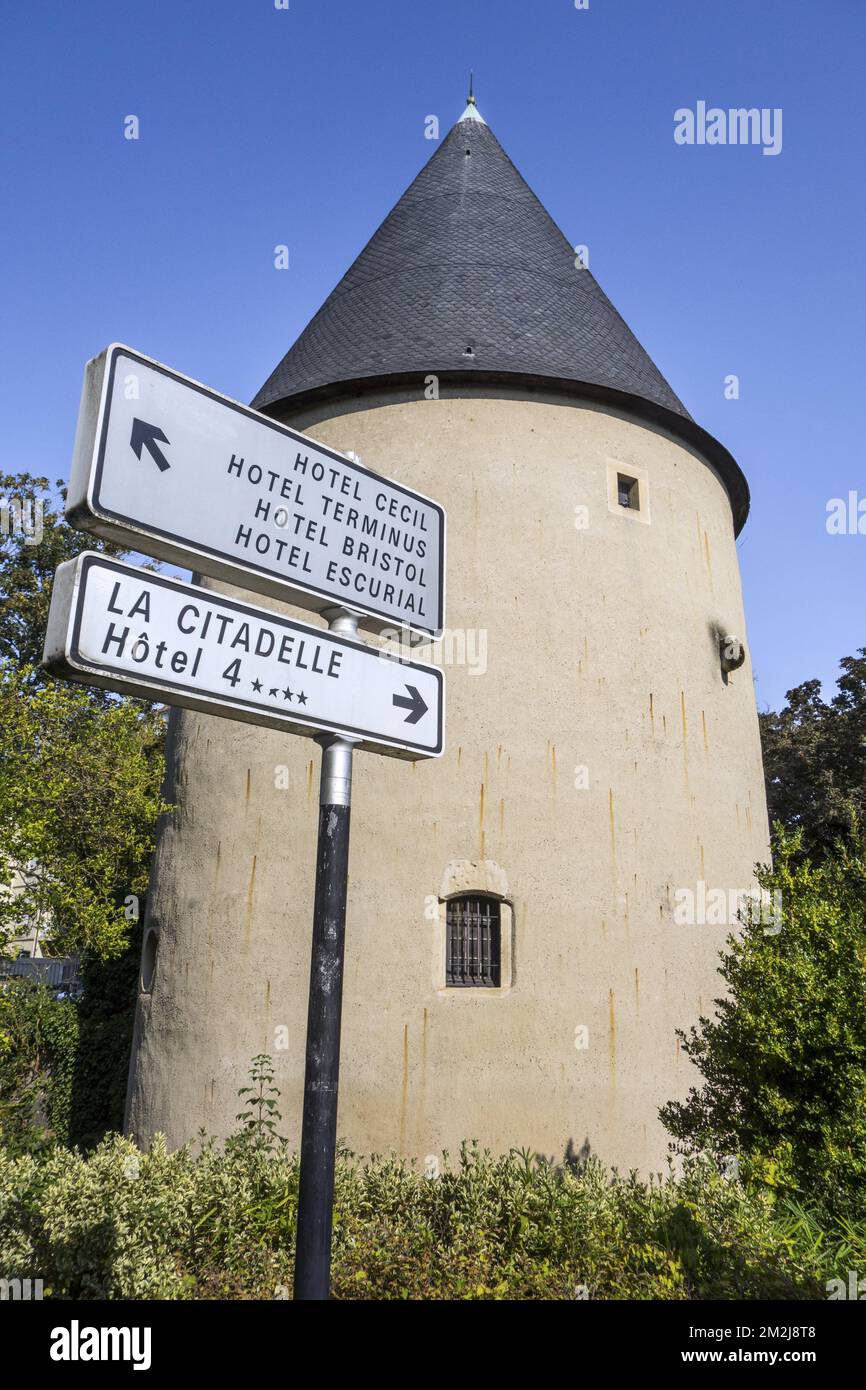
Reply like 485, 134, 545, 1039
130, 418, 171, 472
393, 684, 428, 725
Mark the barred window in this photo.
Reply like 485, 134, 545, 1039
446, 895, 501, 987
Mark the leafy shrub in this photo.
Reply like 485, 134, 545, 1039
0, 980, 78, 1154
661, 829, 866, 1219
1, 1134, 856, 1300
0, 931, 146, 1156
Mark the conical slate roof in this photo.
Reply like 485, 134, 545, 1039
253, 103, 749, 530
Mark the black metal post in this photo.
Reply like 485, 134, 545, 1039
294, 607, 359, 1301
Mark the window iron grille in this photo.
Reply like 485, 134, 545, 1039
446, 895, 501, 987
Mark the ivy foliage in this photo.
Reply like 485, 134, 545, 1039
0, 979, 78, 1153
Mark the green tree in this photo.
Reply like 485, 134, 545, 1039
0, 472, 171, 1148
661, 830, 866, 1218
0, 472, 169, 961
0, 667, 169, 959
0, 471, 128, 679
759, 651, 866, 860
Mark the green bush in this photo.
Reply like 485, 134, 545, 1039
0, 933, 144, 1156
0, 980, 78, 1154
1, 1133, 858, 1300
67, 928, 142, 1150
661, 829, 866, 1219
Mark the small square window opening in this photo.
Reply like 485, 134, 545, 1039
617, 473, 640, 510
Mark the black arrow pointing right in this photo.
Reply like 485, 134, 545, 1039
130, 418, 172, 472
393, 684, 428, 725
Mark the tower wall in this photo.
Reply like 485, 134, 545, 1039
126, 388, 769, 1171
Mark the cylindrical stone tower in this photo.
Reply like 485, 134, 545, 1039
125, 100, 769, 1171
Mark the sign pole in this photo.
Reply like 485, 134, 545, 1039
294, 609, 359, 1301
47, 349, 447, 1291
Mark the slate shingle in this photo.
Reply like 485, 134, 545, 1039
253, 110, 749, 531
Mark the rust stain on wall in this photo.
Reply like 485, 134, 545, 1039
609, 789, 617, 877
244, 855, 257, 946
681, 692, 690, 792
608, 989, 616, 1072
399, 1023, 409, 1153
420, 1008, 428, 1119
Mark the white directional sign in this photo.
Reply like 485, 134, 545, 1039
67, 345, 445, 639
43, 554, 444, 759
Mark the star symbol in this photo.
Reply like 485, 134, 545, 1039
251, 678, 262, 693
297, 690, 308, 706
282, 687, 293, 702
269, 688, 278, 698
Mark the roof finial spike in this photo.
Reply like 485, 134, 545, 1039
467, 70, 476, 106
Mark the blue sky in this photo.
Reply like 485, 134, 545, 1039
1, 0, 863, 712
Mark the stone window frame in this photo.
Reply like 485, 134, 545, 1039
432, 860, 515, 995
433, 856, 514, 1000
607, 457, 651, 525
434, 895, 514, 994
